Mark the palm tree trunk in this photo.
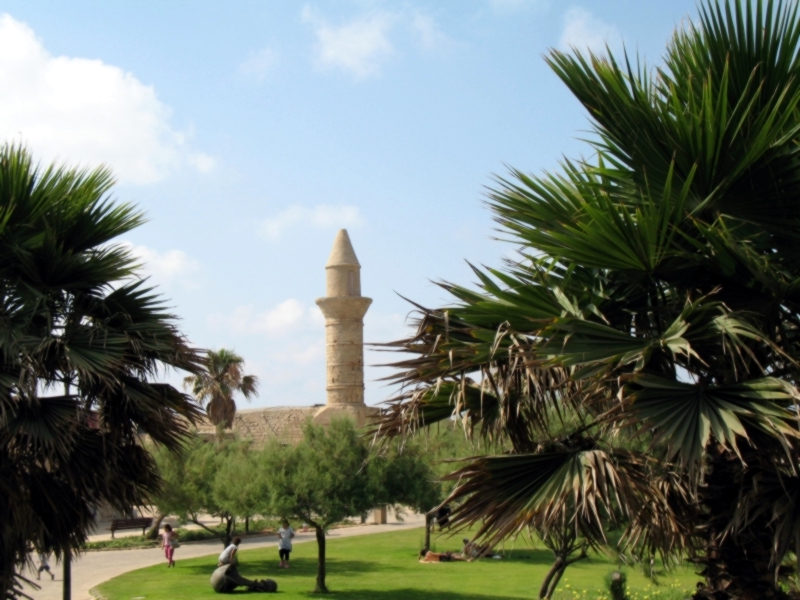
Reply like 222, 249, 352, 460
796, 529, 800, 590
62, 548, 71, 600
314, 526, 328, 593
539, 555, 564, 599
694, 449, 788, 599
546, 566, 567, 599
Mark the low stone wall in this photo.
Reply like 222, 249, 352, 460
195, 406, 319, 446
195, 404, 382, 448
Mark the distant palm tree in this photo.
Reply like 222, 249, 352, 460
184, 349, 259, 429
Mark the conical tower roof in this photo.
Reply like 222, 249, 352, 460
326, 229, 360, 267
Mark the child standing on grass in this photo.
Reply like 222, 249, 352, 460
36, 553, 55, 580
161, 524, 178, 568
278, 520, 295, 569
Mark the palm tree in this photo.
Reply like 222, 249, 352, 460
375, 2, 800, 598
0, 146, 204, 598
184, 349, 259, 429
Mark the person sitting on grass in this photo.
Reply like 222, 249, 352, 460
218, 537, 242, 567
418, 548, 467, 563
461, 538, 494, 560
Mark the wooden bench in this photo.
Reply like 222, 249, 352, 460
109, 517, 153, 538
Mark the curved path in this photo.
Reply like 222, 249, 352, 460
21, 514, 425, 600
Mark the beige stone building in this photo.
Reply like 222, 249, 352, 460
196, 229, 380, 445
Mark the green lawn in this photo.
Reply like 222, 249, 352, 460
94, 527, 700, 600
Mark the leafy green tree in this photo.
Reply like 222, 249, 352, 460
0, 146, 204, 598
184, 348, 259, 429
151, 437, 262, 547
261, 417, 440, 593
370, 430, 463, 549
375, 441, 440, 545
376, 2, 800, 598
213, 442, 265, 535
261, 419, 375, 594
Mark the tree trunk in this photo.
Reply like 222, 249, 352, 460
796, 529, 800, 590
424, 513, 432, 550
245, 516, 249, 535
547, 566, 567, 599
539, 555, 564, 599
145, 512, 165, 540
314, 526, 328, 593
223, 515, 235, 547
62, 549, 71, 600
693, 447, 789, 600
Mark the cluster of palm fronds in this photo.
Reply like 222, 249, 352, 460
0, 146, 204, 597
183, 348, 259, 429
375, 2, 800, 597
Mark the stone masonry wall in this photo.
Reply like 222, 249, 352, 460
195, 406, 319, 447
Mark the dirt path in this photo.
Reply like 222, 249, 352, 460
20, 514, 425, 600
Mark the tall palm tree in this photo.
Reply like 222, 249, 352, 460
376, 2, 800, 598
184, 349, 259, 429
0, 146, 204, 598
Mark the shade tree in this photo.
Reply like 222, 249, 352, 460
150, 437, 263, 547
371, 431, 471, 562
260, 419, 373, 594
261, 417, 438, 594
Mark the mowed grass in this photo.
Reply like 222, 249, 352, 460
94, 527, 701, 600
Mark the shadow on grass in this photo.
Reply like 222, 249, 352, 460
181, 550, 557, 580
213, 586, 533, 599
495, 547, 553, 563
291, 589, 531, 599
180, 558, 376, 579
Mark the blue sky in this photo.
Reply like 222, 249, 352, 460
0, 0, 697, 407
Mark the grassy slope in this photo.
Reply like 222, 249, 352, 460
95, 527, 700, 600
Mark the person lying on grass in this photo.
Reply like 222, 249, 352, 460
418, 540, 498, 564
418, 548, 467, 563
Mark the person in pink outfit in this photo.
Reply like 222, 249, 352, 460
161, 524, 178, 567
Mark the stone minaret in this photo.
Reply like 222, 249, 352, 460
315, 229, 372, 409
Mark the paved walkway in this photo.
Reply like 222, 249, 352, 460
20, 514, 425, 600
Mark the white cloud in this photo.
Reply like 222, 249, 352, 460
207, 299, 327, 404
255, 299, 307, 334
123, 242, 201, 289
302, 6, 395, 79
238, 47, 278, 81
259, 204, 365, 241
208, 299, 322, 337
188, 153, 216, 173
411, 14, 452, 50
0, 14, 212, 184
559, 7, 619, 53
272, 341, 324, 365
